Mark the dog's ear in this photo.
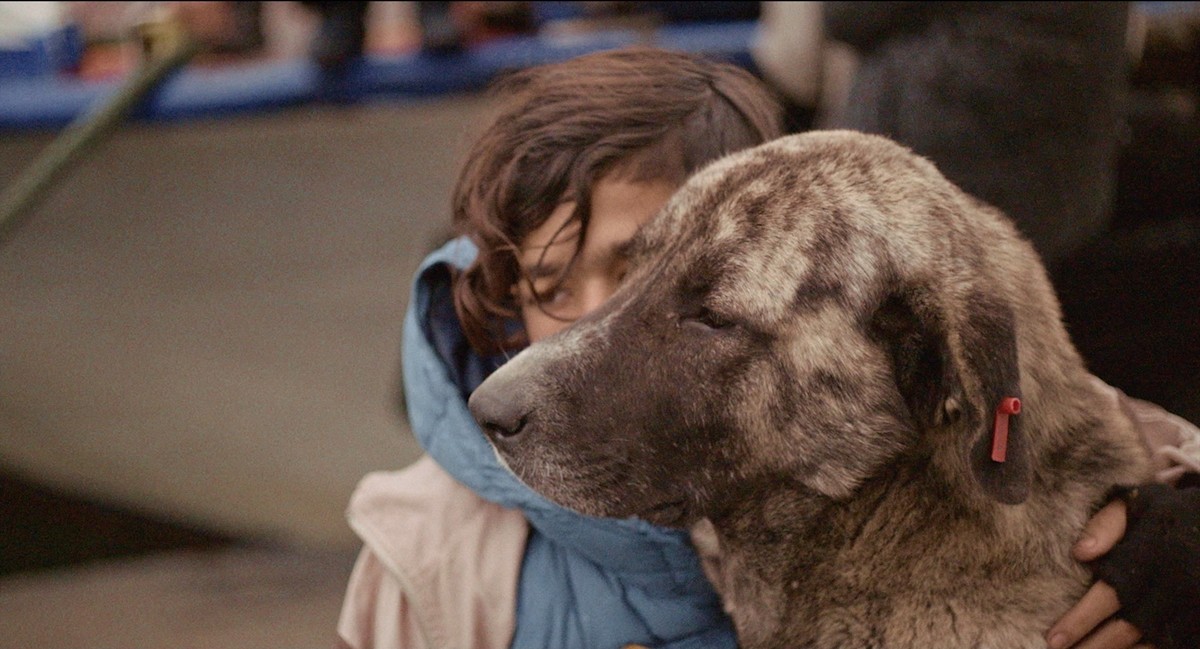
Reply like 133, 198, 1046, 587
869, 285, 1030, 505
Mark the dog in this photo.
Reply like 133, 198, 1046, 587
469, 131, 1152, 648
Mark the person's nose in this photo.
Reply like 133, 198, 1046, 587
575, 277, 619, 320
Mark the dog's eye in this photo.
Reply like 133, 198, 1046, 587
682, 307, 736, 333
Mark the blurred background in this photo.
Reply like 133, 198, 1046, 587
1, 2, 1197, 647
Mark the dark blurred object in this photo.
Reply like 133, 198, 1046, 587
1090, 483, 1200, 649
1132, 2, 1200, 91
1114, 94, 1200, 227
1056, 2, 1200, 425
823, 2, 1200, 424
302, 0, 368, 68
0, 471, 232, 576
172, 1, 265, 56
1053, 217, 1200, 424
574, 1, 760, 24
635, 1, 760, 23
824, 2, 1131, 265
472, 2, 537, 34
749, 2, 824, 133
1116, 2, 1200, 228
417, 1, 465, 54
224, 1, 266, 54
453, 2, 537, 46
417, 1, 538, 54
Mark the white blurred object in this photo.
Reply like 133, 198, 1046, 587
750, 1, 859, 127
751, 1, 823, 108
0, 1, 66, 44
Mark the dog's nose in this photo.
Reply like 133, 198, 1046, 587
468, 387, 530, 441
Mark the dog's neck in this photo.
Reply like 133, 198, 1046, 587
703, 381, 1149, 649
707, 471, 1088, 648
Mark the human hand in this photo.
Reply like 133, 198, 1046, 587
1045, 500, 1151, 649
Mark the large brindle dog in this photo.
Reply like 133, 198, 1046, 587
469, 131, 1151, 648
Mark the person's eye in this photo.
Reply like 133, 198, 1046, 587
536, 286, 572, 307
619, 262, 633, 283
611, 258, 633, 287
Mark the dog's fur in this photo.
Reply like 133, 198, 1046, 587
469, 131, 1152, 648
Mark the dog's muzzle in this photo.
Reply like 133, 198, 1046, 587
469, 371, 533, 444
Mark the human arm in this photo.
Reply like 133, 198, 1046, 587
337, 546, 431, 649
821, 1, 939, 52
1045, 391, 1200, 649
336, 458, 529, 649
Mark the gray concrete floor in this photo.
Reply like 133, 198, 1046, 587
0, 545, 355, 649
1, 95, 493, 646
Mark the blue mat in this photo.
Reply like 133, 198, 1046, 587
0, 21, 756, 131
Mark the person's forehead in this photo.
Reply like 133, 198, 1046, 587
519, 203, 580, 269
518, 178, 677, 268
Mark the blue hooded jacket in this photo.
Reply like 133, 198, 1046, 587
401, 237, 737, 649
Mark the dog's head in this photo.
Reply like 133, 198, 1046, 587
469, 131, 1067, 527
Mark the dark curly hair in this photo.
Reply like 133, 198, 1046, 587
451, 47, 784, 354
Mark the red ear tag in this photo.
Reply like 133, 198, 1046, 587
991, 397, 1021, 462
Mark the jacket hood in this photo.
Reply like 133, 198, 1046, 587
401, 238, 723, 598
